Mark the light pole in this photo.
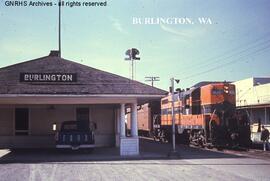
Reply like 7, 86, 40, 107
125, 48, 140, 80
168, 77, 180, 158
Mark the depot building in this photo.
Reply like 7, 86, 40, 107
0, 51, 166, 155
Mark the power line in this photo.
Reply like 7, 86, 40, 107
180, 39, 270, 76
182, 44, 270, 79
178, 33, 270, 75
180, 43, 270, 80
182, 33, 270, 71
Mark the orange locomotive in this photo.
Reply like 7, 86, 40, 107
154, 82, 251, 148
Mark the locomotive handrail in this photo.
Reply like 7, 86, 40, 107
209, 109, 217, 140
209, 109, 217, 124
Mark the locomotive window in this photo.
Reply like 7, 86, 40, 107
229, 90, 235, 95
212, 89, 223, 95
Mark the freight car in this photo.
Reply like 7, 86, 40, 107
156, 82, 251, 148
127, 101, 160, 137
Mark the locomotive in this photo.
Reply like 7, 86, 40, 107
153, 82, 251, 148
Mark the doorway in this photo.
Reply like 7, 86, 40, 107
15, 108, 29, 135
76, 108, 89, 130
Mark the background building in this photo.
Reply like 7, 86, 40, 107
234, 77, 270, 142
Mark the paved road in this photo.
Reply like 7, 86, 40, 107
0, 139, 269, 181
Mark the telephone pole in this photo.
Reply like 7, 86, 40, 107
168, 77, 180, 158
145, 76, 160, 87
58, 0, 62, 58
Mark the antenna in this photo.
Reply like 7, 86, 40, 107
145, 76, 160, 87
58, 0, 61, 58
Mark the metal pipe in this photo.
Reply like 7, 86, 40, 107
265, 107, 267, 125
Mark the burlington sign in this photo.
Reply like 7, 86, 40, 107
20, 73, 77, 82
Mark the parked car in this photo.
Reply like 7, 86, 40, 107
54, 120, 96, 150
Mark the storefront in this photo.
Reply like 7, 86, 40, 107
0, 51, 167, 155
234, 77, 270, 143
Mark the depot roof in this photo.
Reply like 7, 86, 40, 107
0, 51, 167, 96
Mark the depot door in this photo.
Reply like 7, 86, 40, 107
76, 108, 89, 129
15, 108, 29, 135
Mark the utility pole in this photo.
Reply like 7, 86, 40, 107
58, 0, 62, 58
171, 78, 176, 153
145, 76, 160, 86
168, 77, 180, 158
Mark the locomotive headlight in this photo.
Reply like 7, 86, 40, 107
224, 86, 229, 94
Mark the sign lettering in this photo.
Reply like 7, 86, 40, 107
20, 73, 77, 82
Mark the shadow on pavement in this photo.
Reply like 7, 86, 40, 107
0, 138, 245, 164
140, 138, 243, 159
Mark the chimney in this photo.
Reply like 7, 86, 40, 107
49, 50, 60, 57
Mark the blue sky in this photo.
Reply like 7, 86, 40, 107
0, 0, 270, 90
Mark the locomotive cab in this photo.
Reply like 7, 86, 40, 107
200, 83, 250, 147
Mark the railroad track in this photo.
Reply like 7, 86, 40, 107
190, 144, 270, 160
